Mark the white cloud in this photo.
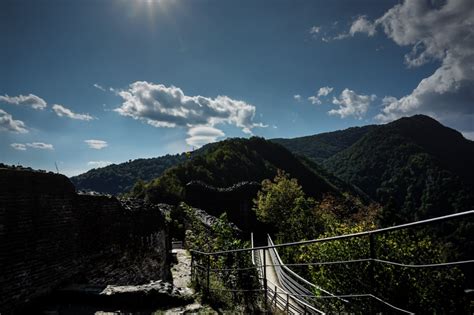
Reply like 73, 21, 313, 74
309, 26, 321, 34
10, 142, 54, 150
85, 139, 108, 150
373, 0, 474, 133
93, 83, 106, 91
26, 142, 54, 150
318, 86, 334, 97
462, 131, 474, 141
308, 86, 334, 104
293, 94, 302, 101
114, 81, 265, 138
52, 104, 94, 121
308, 96, 321, 105
330, 0, 474, 133
349, 15, 377, 37
0, 94, 47, 110
87, 161, 112, 168
11, 143, 27, 151
186, 125, 225, 147
321, 16, 376, 42
329, 88, 376, 119
0, 109, 28, 133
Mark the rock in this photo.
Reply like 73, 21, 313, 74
57, 281, 192, 309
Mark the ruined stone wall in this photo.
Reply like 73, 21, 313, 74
0, 169, 169, 313
185, 181, 261, 231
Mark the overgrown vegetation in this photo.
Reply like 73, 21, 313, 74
70, 154, 188, 195
139, 137, 349, 205
271, 125, 376, 163
324, 115, 474, 225
253, 172, 470, 313
181, 203, 263, 312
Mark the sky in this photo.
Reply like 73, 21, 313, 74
1, 0, 473, 176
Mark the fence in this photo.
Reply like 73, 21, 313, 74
190, 210, 474, 313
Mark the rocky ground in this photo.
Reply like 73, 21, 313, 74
164, 248, 216, 314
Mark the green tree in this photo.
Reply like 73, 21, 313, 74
253, 170, 324, 242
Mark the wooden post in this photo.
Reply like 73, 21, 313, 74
286, 292, 289, 313
263, 249, 268, 312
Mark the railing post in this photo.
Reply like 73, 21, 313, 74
369, 233, 376, 314
286, 292, 289, 313
263, 248, 268, 312
274, 285, 277, 308
190, 251, 194, 282
206, 254, 211, 297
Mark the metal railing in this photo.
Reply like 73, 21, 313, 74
190, 209, 474, 314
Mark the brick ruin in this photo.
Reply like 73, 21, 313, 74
0, 169, 171, 313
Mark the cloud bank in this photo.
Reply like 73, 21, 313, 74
339, 0, 474, 133
115, 81, 265, 146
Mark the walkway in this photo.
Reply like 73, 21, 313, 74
171, 248, 194, 296
253, 235, 326, 314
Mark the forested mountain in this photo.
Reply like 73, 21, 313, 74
139, 137, 356, 204
271, 125, 377, 163
70, 154, 188, 194
324, 115, 474, 223
71, 114, 473, 222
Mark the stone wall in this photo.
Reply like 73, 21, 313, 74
0, 169, 170, 314
185, 181, 261, 231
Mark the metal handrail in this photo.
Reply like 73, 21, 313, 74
268, 235, 340, 299
191, 210, 474, 256
191, 210, 473, 314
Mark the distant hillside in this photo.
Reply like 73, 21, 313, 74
271, 125, 377, 163
324, 115, 474, 223
70, 154, 188, 195
141, 137, 356, 205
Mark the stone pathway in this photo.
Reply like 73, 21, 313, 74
171, 249, 194, 296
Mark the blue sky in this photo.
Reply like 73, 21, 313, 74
1, 0, 473, 176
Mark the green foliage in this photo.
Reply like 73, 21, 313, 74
301, 222, 467, 313
272, 125, 377, 163
323, 115, 474, 224
256, 172, 469, 313
182, 204, 262, 312
70, 154, 188, 195
144, 137, 346, 205
253, 170, 327, 242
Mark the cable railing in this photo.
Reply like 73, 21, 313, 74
266, 234, 338, 313
190, 209, 474, 314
